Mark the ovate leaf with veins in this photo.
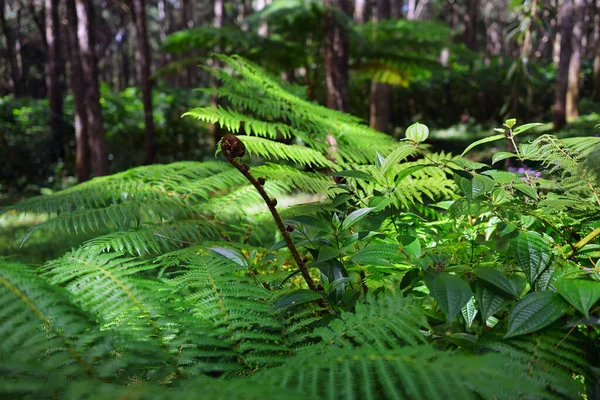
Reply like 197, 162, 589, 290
555, 279, 600, 317
461, 296, 478, 328
476, 283, 510, 322
505, 291, 569, 338
473, 268, 520, 298
425, 272, 472, 322
514, 232, 552, 284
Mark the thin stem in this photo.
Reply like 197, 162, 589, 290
220, 135, 331, 311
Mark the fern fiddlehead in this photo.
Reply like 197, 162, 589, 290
220, 134, 331, 311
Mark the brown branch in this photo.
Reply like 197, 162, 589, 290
220, 135, 331, 310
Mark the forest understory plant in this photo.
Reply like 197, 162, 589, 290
1, 56, 599, 399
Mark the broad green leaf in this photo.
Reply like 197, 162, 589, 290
341, 231, 384, 248
513, 183, 538, 200
351, 244, 403, 266
507, 275, 527, 297
288, 215, 330, 232
397, 235, 421, 259
341, 207, 375, 231
555, 279, 600, 317
317, 245, 340, 263
473, 268, 520, 298
492, 152, 517, 164
476, 283, 510, 322
513, 122, 543, 135
461, 296, 478, 328
369, 196, 393, 212
471, 175, 496, 198
454, 172, 495, 199
451, 159, 489, 170
504, 118, 516, 128
425, 272, 473, 322
209, 247, 247, 267
405, 122, 429, 143
505, 291, 569, 338
514, 232, 552, 284
461, 134, 505, 157
274, 290, 322, 310
380, 144, 417, 178
394, 164, 432, 185
329, 170, 376, 182
491, 188, 511, 205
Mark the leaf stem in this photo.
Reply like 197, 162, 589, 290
220, 135, 330, 310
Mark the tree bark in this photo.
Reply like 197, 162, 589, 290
182, 0, 197, 87
369, 0, 391, 133
553, 0, 573, 130
0, 0, 21, 96
76, 0, 109, 176
354, 0, 366, 23
593, 0, 600, 101
566, 0, 584, 119
44, 0, 66, 162
130, 0, 156, 164
66, 0, 89, 182
463, 0, 479, 51
210, 0, 224, 146
324, 0, 350, 112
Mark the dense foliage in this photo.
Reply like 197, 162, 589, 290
1, 56, 599, 399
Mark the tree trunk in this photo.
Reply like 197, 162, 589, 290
593, 0, 600, 101
369, 0, 391, 133
182, 0, 197, 87
117, 8, 131, 91
324, 0, 350, 112
566, 0, 584, 119
130, 0, 156, 164
210, 0, 224, 146
463, 0, 479, 51
391, 0, 403, 18
553, 0, 573, 130
76, 0, 109, 176
0, 0, 22, 96
44, 0, 66, 162
66, 0, 89, 182
354, 0, 366, 23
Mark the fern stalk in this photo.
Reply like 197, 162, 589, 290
220, 135, 330, 310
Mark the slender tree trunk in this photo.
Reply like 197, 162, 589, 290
354, 0, 366, 23
76, 0, 109, 176
210, 0, 224, 145
553, 0, 573, 130
369, 0, 391, 133
118, 8, 131, 90
182, 0, 197, 87
0, 0, 21, 96
130, 0, 156, 164
391, 0, 403, 18
566, 0, 584, 119
593, 0, 600, 101
463, 0, 479, 51
45, 0, 66, 162
66, 0, 89, 182
324, 0, 350, 112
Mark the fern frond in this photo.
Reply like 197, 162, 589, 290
0, 260, 107, 381
314, 291, 429, 349
478, 329, 587, 398
41, 251, 183, 368
256, 344, 549, 399
164, 252, 293, 371
230, 135, 337, 169
524, 135, 600, 207
184, 107, 295, 139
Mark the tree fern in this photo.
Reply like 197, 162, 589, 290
255, 345, 549, 400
